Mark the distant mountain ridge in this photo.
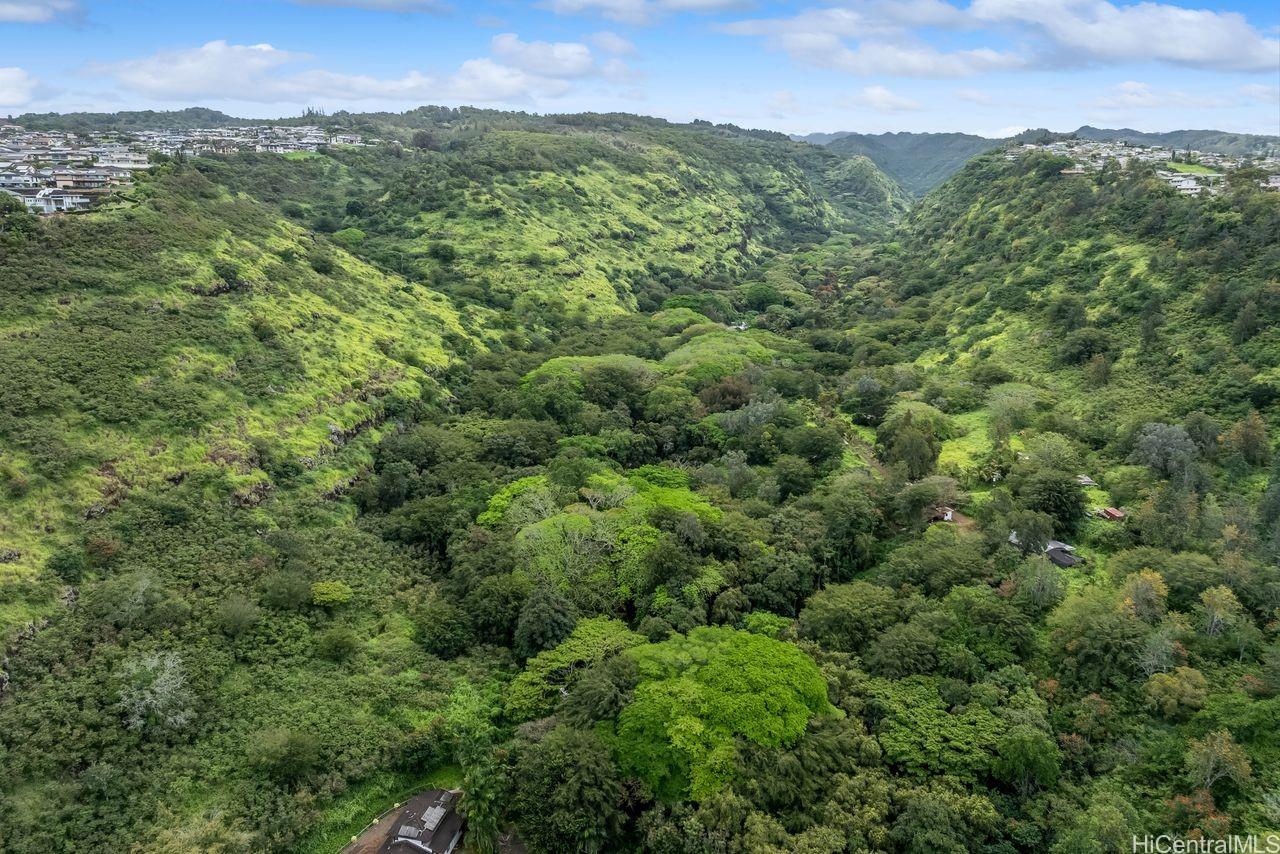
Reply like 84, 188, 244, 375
1073, 125, 1280, 157
12, 107, 245, 132
796, 125, 1280, 195
807, 131, 998, 196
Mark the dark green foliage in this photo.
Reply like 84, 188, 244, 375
251, 728, 323, 782
507, 726, 626, 854
514, 587, 577, 659
1018, 469, 1087, 535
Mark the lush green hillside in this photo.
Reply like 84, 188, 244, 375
0, 167, 473, 625
804, 125, 1280, 196
2, 116, 1279, 854
0, 119, 907, 852
822, 131, 998, 196
14, 107, 246, 132
193, 117, 908, 316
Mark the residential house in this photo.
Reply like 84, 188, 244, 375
383, 790, 464, 854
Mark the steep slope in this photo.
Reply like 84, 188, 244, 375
0, 121, 908, 852
192, 116, 908, 316
6, 113, 1276, 854
804, 126, 1280, 196
823, 131, 999, 196
0, 166, 472, 628
870, 152, 1280, 433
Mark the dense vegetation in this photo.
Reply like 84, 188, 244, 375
820, 132, 999, 197
805, 126, 1280, 195
14, 106, 244, 132
1, 111, 1279, 853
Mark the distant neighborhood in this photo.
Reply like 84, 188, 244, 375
0, 123, 371, 215
1009, 138, 1280, 197
5, 121, 1278, 217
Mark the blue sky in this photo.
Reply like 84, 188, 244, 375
2, 0, 1277, 135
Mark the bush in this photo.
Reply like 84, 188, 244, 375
315, 627, 360, 661
310, 580, 353, 608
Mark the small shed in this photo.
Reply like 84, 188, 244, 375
1046, 548, 1083, 568
930, 506, 955, 523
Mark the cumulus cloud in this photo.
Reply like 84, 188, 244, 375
444, 58, 571, 101
845, 85, 922, 112
0, 0, 76, 22
101, 41, 308, 102
491, 33, 597, 78
724, 0, 1279, 77
1240, 83, 1279, 104
544, 0, 748, 25
1089, 80, 1217, 110
0, 67, 39, 107
99, 36, 629, 107
767, 89, 802, 118
970, 0, 1279, 72
723, 7, 1019, 77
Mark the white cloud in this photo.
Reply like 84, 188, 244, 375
0, 67, 39, 107
725, 0, 1279, 78
99, 36, 625, 107
589, 30, 637, 55
103, 41, 305, 101
545, 0, 748, 25
970, 0, 1279, 72
767, 89, 803, 118
491, 33, 597, 78
846, 85, 921, 112
0, 0, 76, 22
1089, 80, 1216, 110
289, 0, 449, 11
723, 7, 1019, 77
838, 43, 1019, 77
443, 58, 570, 101
981, 125, 1030, 138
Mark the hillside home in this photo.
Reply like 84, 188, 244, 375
384, 790, 464, 854
3, 187, 93, 214
53, 169, 111, 190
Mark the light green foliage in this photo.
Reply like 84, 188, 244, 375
865, 675, 1004, 779
0, 164, 470, 620
477, 475, 554, 528
505, 617, 643, 722
614, 626, 836, 800
310, 580, 353, 607
508, 466, 720, 612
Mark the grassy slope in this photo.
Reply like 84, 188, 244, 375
195, 123, 908, 318
0, 166, 470, 629
0, 127, 909, 850
871, 154, 1279, 441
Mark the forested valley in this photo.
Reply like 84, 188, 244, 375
1, 108, 1278, 853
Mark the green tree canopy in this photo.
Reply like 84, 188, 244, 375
614, 626, 837, 800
